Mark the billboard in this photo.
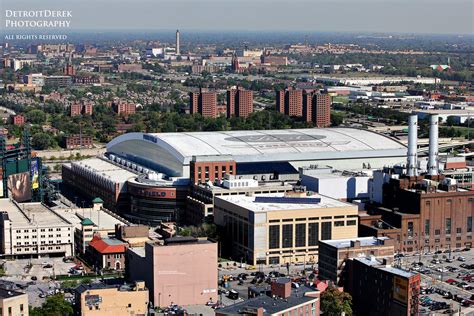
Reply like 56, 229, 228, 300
393, 276, 409, 304
7, 172, 32, 202
31, 158, 40, 190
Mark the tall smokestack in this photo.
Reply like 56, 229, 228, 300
428, 114, 439, 176
176, 29, 180, 55
407, 115, 418, 176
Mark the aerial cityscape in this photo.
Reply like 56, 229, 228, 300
0, 1, 473, 315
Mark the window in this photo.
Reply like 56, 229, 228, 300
321, 222, 332, 240
128, 304, 132, 308
446, 218, 452, 235
282, 224, 293, 248
308, 223, 319, 246
468, 216, 472, 233
269, 257, 279, 264
347, 220, 356, 226
269, 225, 280, 249
334, 221, 345, 227
295, 223, 306, 247
20, 304, 23, 312
8, 307, 12, 316
425, 219, 430, 236
457, 228, 462, 234
435, 229, 441, 236
407, 221, 414, 237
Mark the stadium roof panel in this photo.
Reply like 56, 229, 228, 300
107, 128, 406, 166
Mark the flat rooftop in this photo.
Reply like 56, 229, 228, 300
0, 288, 26, 299
355, 257, 415, 278
320, 236, 391, 248
216, 193, 355, 212
0, 199, 71, 227
69, 157, 136, 184
217, 285, 318, 315
53, 207, 128, 231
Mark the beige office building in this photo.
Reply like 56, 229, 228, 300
214, 192, 358, 265
74, 281, 148, 316
0, 289, 28, 316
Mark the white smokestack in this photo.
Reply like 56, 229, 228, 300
407, 115, 418, 176
176, 29, 180, 55
428, 114, 439, 176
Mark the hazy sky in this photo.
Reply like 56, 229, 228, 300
2, 0, 473, 34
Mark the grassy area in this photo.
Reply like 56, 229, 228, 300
56, 273, 121, 282
332, 95, 349, 105
452, 126, 474, 138
0, 267, 5, 277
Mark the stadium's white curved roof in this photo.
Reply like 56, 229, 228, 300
107, 128, 406, 176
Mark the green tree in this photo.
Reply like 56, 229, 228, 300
446, 116, 457, 127
331, 112, 344, 127
31, 132, 56, 150
320, 286, 353, 316
26, 109, 47, 125
30, 294, 73, 316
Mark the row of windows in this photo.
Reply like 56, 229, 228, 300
15, 228, 70, 233
17, 240, 70, 245
422, 216, 472, 236
17, 246, 62, 252
269, 222, 332, 249
269, 214, 357, 223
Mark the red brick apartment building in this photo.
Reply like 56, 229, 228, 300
277, 88, 331, 126
12, 115, 25, 126
70, 103, 93, 116
65, 135, 93, 149
114, 102, 136, 116
189, 88, 218, 118
227, 87, 253, 118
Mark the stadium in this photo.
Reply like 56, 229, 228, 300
106, 128, 407, 178
63, 128, 407, 225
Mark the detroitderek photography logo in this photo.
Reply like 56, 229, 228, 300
4, 9, 72, 41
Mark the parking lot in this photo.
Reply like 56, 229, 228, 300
217, 261, 313, 307
398, 249, 474, 315
1, 257, 81, 307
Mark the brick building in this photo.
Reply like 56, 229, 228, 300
318, 236, 395, 286
70, 103, 93, 116
276, 87, 303, 117
226, 87, 253, 118
113, 102, 136, 116
277, 88, 331, 126
12, 115, 25, 126
63, 63, 76, 76
117, 63, 143, 73
189, 88, 218, 118
190, 156, 236, 185
86, 235, 127, 271
362, 173, 474, 253
312, 93, 331, 127
350, 257, 420, 316
362, 114, 474, 253
64, 135, 93, 149
216, 278, 320, 316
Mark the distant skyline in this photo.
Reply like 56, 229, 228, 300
2, 0, 473, 35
